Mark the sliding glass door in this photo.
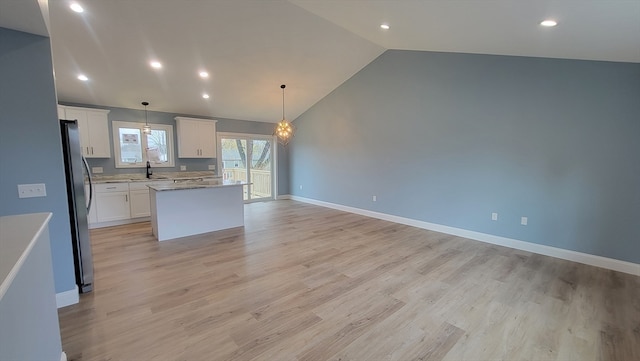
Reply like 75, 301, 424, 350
219, 133, 274, 201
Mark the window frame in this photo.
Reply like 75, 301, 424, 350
112, 120, 175, 168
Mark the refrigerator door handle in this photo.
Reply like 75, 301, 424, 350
82, 155, 94, 213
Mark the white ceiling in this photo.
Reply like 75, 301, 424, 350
3, 0, 639, 123
0, 0, 49, 37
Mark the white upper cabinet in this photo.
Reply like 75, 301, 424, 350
59, 105, 111, 158
175, 117, 217, 158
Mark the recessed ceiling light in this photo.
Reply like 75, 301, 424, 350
150, 61, 162, 69
77, 74, 88, 81
199, 71, 209, 79
380, 23, 390, 30
540, 20, 557, 27
70, 3, 84, 13
202, 93, 210, 99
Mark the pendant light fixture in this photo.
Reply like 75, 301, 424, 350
142, 101, 151, 135
274, 84, 294, 145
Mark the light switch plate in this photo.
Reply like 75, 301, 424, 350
92, 167, 104, 174
180, 165, 187, 171
208, 164, 216, 170
18, 183, 47, 198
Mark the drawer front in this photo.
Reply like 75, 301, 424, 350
95, 183, 129, 193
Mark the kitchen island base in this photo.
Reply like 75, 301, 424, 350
149, 184, 244, 241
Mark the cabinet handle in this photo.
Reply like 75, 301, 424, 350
91, 146, 94, 155
125, 194, 128, 202
106, 187, 116, 189
86, 147, 90, 155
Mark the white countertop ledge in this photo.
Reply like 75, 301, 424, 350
90, 171, 219, 184
0, 213, 52, 299
148, 180, 248, 191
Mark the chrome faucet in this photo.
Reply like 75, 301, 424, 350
146, 161, 152, 178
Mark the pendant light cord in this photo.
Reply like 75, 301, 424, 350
281, 84, 286, 120
142, 101, 149, 126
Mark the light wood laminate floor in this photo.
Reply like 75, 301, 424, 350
58, 200, 640, 360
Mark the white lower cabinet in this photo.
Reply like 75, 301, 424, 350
95, 183, 130, 222
129, 189, 151, 218
129, 181, 157, 218
90, 180, 172, 227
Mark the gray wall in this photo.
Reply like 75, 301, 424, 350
61, 103, 290, 196
290, 50, 640, 264
0, 28, 76, 294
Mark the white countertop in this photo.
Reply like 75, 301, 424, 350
90, 171, 218, 184
0, 213, 52, 299
148, 179, 248, 191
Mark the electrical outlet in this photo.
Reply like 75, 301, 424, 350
18, 183, 47, 198
92, 167, 103, 174
491, 212, 498, 221
372, 195, 377, 202
521, 217, 528, 225
180, 165, 187, 171
208, 164, 215, 170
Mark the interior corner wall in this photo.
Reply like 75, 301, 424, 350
289, 49, 640, 264
0, 27, 76, 293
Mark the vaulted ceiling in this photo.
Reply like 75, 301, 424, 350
2, 0, 639, 122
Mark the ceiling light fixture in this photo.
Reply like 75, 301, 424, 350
150, 61, 162, 69
142, 101, 151, 135
274, 84, 294, 145
70, 3, 84, 13
202, 93, 210, 99
540, 20, 557, 27
199, 71, 209, 78
380, 23, 390, 30
77, 74, 88, 81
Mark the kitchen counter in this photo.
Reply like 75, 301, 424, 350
0, 213, 52, 295
0, 212, 64, 361
149, 180, 246, 241
90, 171, 218, 184
148, 179, 246, 191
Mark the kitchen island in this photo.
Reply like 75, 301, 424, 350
148, 179, 247, 241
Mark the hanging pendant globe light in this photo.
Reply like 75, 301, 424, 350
274, 84, 294, 145
142, 101, 151, 135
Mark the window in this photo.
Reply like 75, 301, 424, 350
112, 121, 175, 168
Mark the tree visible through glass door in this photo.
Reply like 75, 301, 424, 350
220, 136, 273, 201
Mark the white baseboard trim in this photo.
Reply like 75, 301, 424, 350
56, 285, 79, 308
60, 351, 67, 361
288, 195, 640, 276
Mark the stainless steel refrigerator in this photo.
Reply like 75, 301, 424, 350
60, 119, 94, 293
